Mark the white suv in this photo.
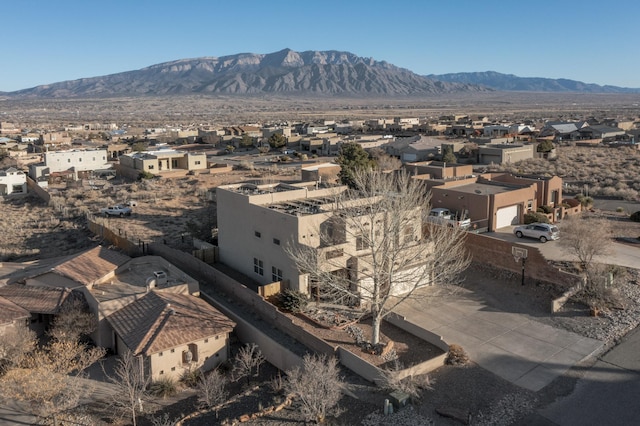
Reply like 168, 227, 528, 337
513, 223, 559, 243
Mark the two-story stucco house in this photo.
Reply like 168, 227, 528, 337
216, 181, 426, 297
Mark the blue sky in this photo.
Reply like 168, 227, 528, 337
2, 0, 639, 92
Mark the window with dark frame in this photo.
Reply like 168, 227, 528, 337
254, 258, 264, 275
272, 266, 283, 282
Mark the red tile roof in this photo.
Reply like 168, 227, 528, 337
52, 246, 130, 286
0, 295, 30, 325
107, 291, 235, 356
0, 285, 71, 314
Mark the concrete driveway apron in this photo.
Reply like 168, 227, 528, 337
394, 287, 603, 391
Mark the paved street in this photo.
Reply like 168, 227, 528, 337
536, 325, 640, 425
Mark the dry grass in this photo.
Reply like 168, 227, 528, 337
0, 195, 95, 261
0, 167, 301, 262
502, 145, 640, 200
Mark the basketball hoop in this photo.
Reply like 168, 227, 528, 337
512, 246, 528, 286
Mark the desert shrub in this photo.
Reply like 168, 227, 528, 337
180, 368, 202, 388
616, 207, 625, 213
524, 212, 549, 224
284, 353, 343, 423
537, 205, 553, 214
277, 289, 308, 313
380, 360, 433, 399
232, 343, 265, 384
149, 377, 177, 398
197, 369, 228, 410
575, 194, 593, 207
445, 344, 470, 366
630, 211, 640, 222
236, 160, 254, 171
138, 171, 154, 180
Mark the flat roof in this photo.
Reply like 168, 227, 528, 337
90, 256, 196, 302
440, 182, 521, 195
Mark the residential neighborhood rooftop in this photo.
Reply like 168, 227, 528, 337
107, 290, 235, 356
0, 285, 71, 314
91, 255, 198, 302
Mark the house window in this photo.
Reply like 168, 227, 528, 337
355, 235, 365, 251
404, 226, 414, 244
195, 161, 201, 165
325, 248, 343, 259
159, 352, 163, 356
204, 338, 209, 343
171, 367, 176, 371
273, 238, 280, 245
527, 200, 533, 211
78, 158, 82, 162
68, 159, 71, 163
254, 258, 264, 275
148, 165, 154, 170
254, 231, 261, 238
159, 370, 164, 375
170, 349, 175, 353
93, 157, 95, 161
272, 266, 283, 282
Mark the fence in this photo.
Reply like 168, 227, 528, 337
26, 177, 51, 203
464, 232, 581, 289
258, 281, 286, 299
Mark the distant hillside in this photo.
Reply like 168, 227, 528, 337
428, 71, 640, 93
9, 49, 489, 98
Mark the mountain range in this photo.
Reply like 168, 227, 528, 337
427, 71, 640, 94
5, 49, 638, 98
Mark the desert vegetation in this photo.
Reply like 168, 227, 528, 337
500, 145, 640, 200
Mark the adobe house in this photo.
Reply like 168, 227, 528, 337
14, 245, 200, 349
107, 291, 235, 381
410, 165, 564, 231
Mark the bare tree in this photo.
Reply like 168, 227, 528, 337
197, 369, 228, 410
559, 216, 613, 271
107, 351, 150, 426
0, 325, 35, 375
0, 337, 104, 425
48, 295, 97, 343
559, 216, 617, 309
287, 169, 470, 344
369, 147, 401, 171
232, 343, 265, 384
284, 353, 343, 424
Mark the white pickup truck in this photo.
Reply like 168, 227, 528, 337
100, 205, 132, 217
426, 208, 471, 229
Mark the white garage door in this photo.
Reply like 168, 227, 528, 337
496, 205, 520, 229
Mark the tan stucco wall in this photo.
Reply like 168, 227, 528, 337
148, 334, 229, 381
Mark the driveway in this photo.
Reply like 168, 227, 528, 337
487, 226, 640, 269
395, 286, 603, 392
